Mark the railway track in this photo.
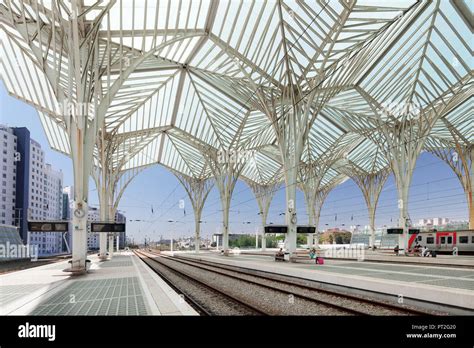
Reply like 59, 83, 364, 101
134, 250, 268, 315
162, 253, 435, 316
138, 250, 438, 315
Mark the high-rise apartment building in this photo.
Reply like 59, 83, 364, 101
0, 125, 17, 227
0, 125, 64, 255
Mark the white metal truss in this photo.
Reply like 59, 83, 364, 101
171, 168, 214, 253
312, 174, 347, 247
425, 112, 473, 229
0, 0, 472, 260
339, 161, 390, 248
244, 178, 282, 251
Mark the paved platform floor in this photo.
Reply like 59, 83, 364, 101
176, 251, 474, 310
241, 249, 474, 267
0, 251, 197, 316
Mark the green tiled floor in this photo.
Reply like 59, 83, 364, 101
30, 277, 149, 315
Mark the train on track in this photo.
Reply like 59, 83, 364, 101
408, 229, 474, 255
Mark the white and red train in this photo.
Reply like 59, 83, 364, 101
407, 229, 474, 255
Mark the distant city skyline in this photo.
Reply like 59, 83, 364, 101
1, 82, 470, 244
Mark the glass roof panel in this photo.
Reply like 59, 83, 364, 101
1, 0, 471, 186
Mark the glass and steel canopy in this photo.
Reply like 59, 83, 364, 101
1, 0, 472, 188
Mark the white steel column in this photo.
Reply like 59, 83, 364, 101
357, 87, 451, 255
93, 163, 114, 260
194, 214, 202, 253
173, 171, 214, 254
284, 153, 298, 253
470, 148, 474, 229
426, 138, 473, 229
108, 205, 116, 259
93, 147, 145, 260
108, 233, 114, 256
96, 182, 109, 260
313, 201, 323, 248
343, 166, 390, 249
298, 150, 342, 249
68, 0, 102, 272
303, 190, 315, 248
221, 198, 231, 251
69, 119, 95, 273
245, 180, 281, 251
204, 147, 246, 254
312, 178, 344, 248
97, 130, 109, 260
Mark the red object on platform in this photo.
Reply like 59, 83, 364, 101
317, 258, 324, 265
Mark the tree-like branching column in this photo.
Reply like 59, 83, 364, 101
244, 179, 281, 251
312, 175, 347, 247
367, 116, 436, 253
93, 129, 145, 259
298, 137, 346, 247
426, 135, 473, 229
203, 146, 246, 252
0, 2, 114, 272
357, 77, 471, 252
227, 0, 413, 252
172, 170, 214, 253
341, 163, 390, 249
248, 82, 349, 253
298, 164, 334, 247
0, 1, 180, 272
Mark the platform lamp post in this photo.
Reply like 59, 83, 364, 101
242, 221, 252, 249
167, 220, 184, 253
257, 212, 264, 250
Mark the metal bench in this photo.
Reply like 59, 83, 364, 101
274, 252, 290, 261
289, 250, 323, 263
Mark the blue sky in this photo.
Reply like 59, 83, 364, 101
0, 82, 469, 243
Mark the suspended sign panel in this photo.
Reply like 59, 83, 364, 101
264, 225, 288, 233
408, 228, 420, 234
90, 223, 126, 233
387, 228, 403, 234
297, 226, 316, 234
28, 221, 69, 232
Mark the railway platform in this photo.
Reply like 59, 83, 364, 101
175, 251, 474, 311
240, 249, 474, 267
0, 251, 198, 316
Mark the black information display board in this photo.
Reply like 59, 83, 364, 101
264, 225, 288, 233
90, 223, 126, 233
28, 221, 69, 232
264, 226, 317, 234
297, 226, 316, 234
387, 228, 404, 234
386, 228, 420, 234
